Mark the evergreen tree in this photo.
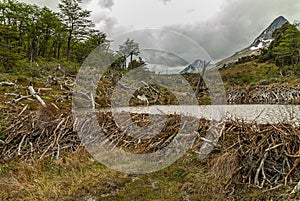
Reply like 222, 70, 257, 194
58, 0, 94, 61
260, 23, 300, 73
73, 30, 108, 63
118, 38, 140, 69
0, 0, 25, 70
273, 24, 300, 67
0, 0, 110, 73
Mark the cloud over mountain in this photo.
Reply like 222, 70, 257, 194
165, 0, 300, 61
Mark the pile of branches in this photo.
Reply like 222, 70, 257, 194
227, 86, 300, 104
1, 108, 299, 191
0, 109, 80, 163
211, 121, 300, 189
95, 112, 200, 154
0, 110, 201, 162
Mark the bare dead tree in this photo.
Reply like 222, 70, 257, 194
195, 60, 211, 96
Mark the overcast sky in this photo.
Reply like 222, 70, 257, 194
19, 0, 300, 61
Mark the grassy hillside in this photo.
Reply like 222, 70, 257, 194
220, 61, 300, 88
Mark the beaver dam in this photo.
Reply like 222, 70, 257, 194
0, 73, 299, 200
0, 108, 299, 200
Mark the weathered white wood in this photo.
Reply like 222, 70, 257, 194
0, 82, 15, 86
29, 84, 46, 106
57, 63, 65, 76
18, 104, 28, 117
137, 94, 149, 106
291, 180, 300, 194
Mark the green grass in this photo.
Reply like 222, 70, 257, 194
0, 150, 224, 201
0, 150, 297, 201
219, 61, 300, 88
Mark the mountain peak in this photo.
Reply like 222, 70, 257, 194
180, 59, 211, 74
275, 15, 287, 21
216, 16, 290, 69
251, 16, 289, 47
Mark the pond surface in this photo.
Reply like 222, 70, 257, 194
106, 104, 300, 126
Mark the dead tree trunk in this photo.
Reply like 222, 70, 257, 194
195, 60, 211, 96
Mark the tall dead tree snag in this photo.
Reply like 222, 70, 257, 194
195, 60, 211, 96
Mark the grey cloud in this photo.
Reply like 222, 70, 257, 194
98, 0, 114, 10
18, 0, 300, 64
19, 0, 59, 10
18, 0, 118, 36
165, 0, 300, 61
109, 29, 212, 67
159, 0, 172, 5
103, 15, 118, 31
107, 0, 300, 67
18, 0, 98, 11
141, 51, 188, 67
92, 11, 117, 33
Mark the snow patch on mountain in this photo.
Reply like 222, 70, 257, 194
250, 39, 274, 50
251, 16, 289, 47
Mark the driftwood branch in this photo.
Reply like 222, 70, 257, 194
227, 86, 300, 104
0, 82, 16, 86
254, 152, 268, 187
18, 104, 28, 117
56, 64, 65, 76
141, 81, 160, 94
28, 82, 46, 107
5, 93, 33, 104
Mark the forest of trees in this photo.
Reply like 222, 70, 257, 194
260, 23, 300, 69
0, 0, 143, 74
2, 0, 299, 77
0, 0, 112, 71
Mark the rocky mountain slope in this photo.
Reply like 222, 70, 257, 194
216, 16, 289, 69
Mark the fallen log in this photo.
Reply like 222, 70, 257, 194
0, 82, 15, 86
